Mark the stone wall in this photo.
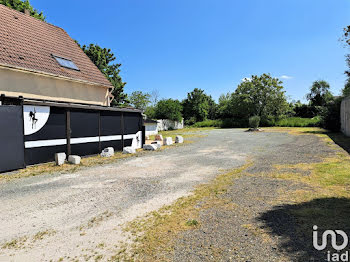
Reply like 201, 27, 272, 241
341, 96, 350, 137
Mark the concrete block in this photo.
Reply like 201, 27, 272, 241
163, 137, 173, 145
68, 155, 81, 165
175, 135, 184, 143
101, 147, 114, 157
143, 144, 158, 151
123, 146, 136, 154
151, 141, 162, 149
55, 152, 66, 166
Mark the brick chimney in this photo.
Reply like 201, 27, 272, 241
24, 9, 30, 15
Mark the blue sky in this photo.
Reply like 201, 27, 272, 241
33, 0, 350, 102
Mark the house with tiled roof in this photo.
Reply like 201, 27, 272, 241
0, 4, 114, 106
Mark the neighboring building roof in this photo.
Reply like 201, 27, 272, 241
0, 5, 113, 88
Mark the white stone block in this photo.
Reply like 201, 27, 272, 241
143, 144, 158, 151
175, 135, 184, 144
163, 137, 173, 145
100, 147, 114, 157
123, 146, 136, 154
55, 152, 66, 166
68, 155, 81, 165
151, 141, 162, 149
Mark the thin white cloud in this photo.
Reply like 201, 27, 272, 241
241, 77, 251, 82
280, 75, 293, 80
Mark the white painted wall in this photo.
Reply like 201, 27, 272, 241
157, 119, 184, 131
145, 123, 158, 136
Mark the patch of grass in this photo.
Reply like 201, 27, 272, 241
264, 126, 327, 135
149, 127, 214, 141
79, 211, 113, 231
2, 236, 28, 249
32, 229, 56, 241
274, 117, 321, 127
262, 129, 350, 236
185, 219, 199, 227
114, 163, 249, 261
0, 151, 137, 183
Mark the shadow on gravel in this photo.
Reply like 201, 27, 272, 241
302, 130, 350, 155
327, 133, 350, 155
258, 197, 350, 262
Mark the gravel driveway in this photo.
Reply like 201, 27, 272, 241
0, 129, 335, 261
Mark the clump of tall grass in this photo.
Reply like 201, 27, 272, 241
274, 117, 321, 127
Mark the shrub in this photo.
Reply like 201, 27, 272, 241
184, 117, 197, 126
321, 98, 342, 131
249, 116, 260, 129
192, 119, 222, 127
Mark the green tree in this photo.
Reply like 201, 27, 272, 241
232, 74, 288, 121
182, 88, 213, 122
306, 80, 333, 107
154, 99, 182, 122
0, 0, 45, 20
342, 26, 350, 77
206, 95, 217, 120
144, 106, 156, 119
129, 91, 151, 111
217, 92, 232, 119
81, 44, 128, 106
342, 80, 350, 97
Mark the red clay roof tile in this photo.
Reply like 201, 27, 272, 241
0, 5, 113, 88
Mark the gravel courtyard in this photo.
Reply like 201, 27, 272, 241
0, 129, 338, 261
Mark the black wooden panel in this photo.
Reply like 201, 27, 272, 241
0, 106, 25, 172
25, 145, 66, 165
123, 139, 133, 147
100, 111, 122, 136
71, 109, 99, 138
70, 109, 99, 156
71, 142, 100, 156
101, 141, 123, 152
124, 112, 142, 135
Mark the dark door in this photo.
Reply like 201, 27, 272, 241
0, 105, 25, 172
